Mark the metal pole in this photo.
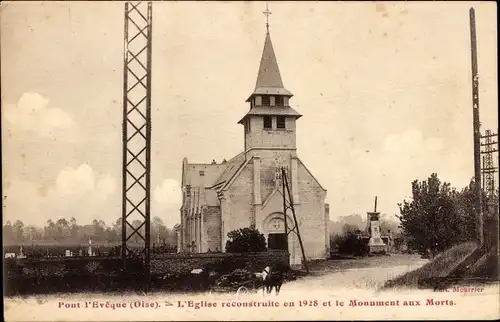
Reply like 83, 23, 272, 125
482, 156, 485, 192
144, 1, 153, 291
121, 1, 130, 268
470, 7, 483, 245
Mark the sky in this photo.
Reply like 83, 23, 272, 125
1, 1, 498, 229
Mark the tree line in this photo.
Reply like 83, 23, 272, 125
329, 173, 498, 258
398, 173, 498, 258
3, 216, 177, 247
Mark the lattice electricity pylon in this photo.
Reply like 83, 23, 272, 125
121, 1, 153, 274
280, 167, 309, 273
481, 130, 498, 199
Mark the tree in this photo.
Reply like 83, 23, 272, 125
225, 226, 267, 253
24, 225, 42, 241
91, 219, 107, 241
112, 217, 122, 236
44, 219, 58, 240
131, 219, 143, 244
13, 220, 25, 243
56, 218, 70, 238
398, 173, 475, 258
3, 221, 15, 244
151, 216, 167, 244
453, 182, 481, 242
69, 217, 79, 238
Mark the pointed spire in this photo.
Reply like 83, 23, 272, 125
255, 32, 284, 89
246, 3, 292, 101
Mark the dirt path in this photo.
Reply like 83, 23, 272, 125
285, 254, 428, 291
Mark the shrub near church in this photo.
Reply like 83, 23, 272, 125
225, 227, 267, 253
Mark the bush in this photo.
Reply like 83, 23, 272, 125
225, 227, 267, 253
331, 226, 368, 256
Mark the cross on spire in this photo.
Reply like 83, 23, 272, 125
263, 2, 272, 34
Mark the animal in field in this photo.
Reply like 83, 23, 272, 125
260, 266, 285, 295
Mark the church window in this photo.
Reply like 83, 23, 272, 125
199, 170, 205, 176
270, 96, 276, 106
283, 97, 289, 106
277, 116, 286, 129
262, 95, 270, 106
186, 185, 191, 197
263, 116, 272, 129
245, 119, 251, 133
255, 96, 262, 106
275, 96, 283, 107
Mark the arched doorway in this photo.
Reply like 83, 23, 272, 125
262, 213, 301, 266
263, 214, 290, 251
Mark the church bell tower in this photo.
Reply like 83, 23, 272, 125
238, 6, 302, 155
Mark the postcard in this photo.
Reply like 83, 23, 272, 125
2, 1, 499, 321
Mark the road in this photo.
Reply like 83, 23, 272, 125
6, 254, 500, 321
282, 254, 429, 294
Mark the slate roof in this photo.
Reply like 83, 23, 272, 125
210, 152, 246, 189
181, 153, 247, 207
182, 163, 226, 188
246, 32, 293, 102
237, 106, 302, 124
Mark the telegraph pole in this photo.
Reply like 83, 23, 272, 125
469, 8, 483, 245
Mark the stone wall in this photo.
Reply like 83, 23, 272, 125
221, 162, 254, 247
245, 116, 297, 151
204, 206, 222, 252
295, 160, 328, 259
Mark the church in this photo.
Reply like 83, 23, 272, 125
175, 17, 330, 265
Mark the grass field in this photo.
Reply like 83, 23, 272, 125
381, 242, 486, 289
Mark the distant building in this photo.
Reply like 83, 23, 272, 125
176, 26, 329, 265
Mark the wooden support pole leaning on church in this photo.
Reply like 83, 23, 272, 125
282, 168, 289, 252
282, 167, 309, 273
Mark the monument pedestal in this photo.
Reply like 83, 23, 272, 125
366, 211, 387, 253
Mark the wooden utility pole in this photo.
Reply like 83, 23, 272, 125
281, 167, 309, 273
469, 7, 483, 245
